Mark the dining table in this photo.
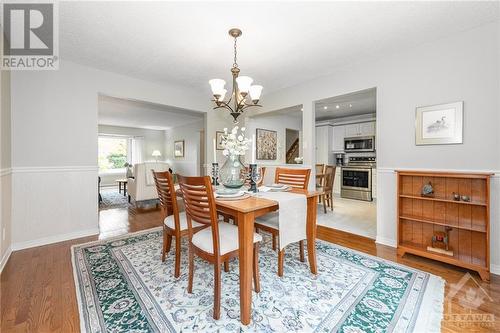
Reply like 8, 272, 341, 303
215, 188, 322, 325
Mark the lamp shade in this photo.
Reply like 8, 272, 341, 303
217, 89, 227, 101
208, 79, 226, 96
235, 76, 253, 93
249, 85, 263, 101
152, 150, 162, 157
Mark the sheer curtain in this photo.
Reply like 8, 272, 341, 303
129, 137, 144, 165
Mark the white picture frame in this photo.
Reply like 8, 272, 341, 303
415, 101, 463, 145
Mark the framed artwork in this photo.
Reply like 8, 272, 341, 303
415, 101, 463, 145
215, 131, 225, 150
174, 140, 185, 157
256, 128, 277, 160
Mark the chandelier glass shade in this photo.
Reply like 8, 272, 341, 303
209, 28, 263, 122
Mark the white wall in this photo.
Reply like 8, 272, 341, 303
1, 60, 12, 271
165, 119, 204, 176
244, 112, 303, 165
9, 60, 208, 249
260, 22, 500, 273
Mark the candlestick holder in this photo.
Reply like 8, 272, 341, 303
248, 163, 258, 193
211, 162, 220, 186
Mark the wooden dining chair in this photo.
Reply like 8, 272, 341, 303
315, 163, 325, 187
244, 166, 266, 187
254, 167, 311, 277
153, 171, 204, 278
320, 165, 336, 213
177, 175, 262, 320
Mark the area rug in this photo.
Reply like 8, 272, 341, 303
71, 228, 444, 332
100, 190, 128, 209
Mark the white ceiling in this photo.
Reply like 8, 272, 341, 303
315, 88, 376, 120
98, 95, 204, 130
60, 2, 499, 95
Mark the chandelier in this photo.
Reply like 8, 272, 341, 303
209, 28, 263, 123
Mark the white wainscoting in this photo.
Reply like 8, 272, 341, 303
376, 167, 500, 275
11, 166, 99, 251
0, 168, 12, 272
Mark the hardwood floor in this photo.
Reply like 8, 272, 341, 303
1, 203, 499, 332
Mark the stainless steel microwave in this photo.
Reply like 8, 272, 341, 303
344, 136, 375, 152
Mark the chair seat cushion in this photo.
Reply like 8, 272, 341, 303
255, 212, 279, 230
164, 212, 203, 231
192, 222, 262, 255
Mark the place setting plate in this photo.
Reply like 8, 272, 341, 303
214, 188, 250, 201
263, 183, 291, 192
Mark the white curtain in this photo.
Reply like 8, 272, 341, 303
129, 137, 144, 165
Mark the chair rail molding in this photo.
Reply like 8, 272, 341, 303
0, 168, 12, 177
11, 166, 98, 173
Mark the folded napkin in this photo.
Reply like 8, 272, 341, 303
256, 191, 307, 250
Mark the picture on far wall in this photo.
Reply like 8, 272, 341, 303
215, 131, 225, 150
174, 140, 185, 157
415, 101, 463, 145
256, 128, 277, 160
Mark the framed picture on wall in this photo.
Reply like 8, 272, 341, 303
215, 131, 225, 150
174, 140, 185, 157
256, 128, 277, 160
415, 101, 463, 145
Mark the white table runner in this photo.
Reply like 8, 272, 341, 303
256, 191, 307, 250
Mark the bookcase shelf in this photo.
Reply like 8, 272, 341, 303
396, 171, 491, 281
399, 194, 487, 206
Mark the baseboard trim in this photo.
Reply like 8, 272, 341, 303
0, 246, 12, 273
491, 264, 500, 276
375, 236, 397, 248
11, 228, 100, 251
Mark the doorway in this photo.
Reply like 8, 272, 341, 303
314, 88, 377, 239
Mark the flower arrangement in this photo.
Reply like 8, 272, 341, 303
221, 126, 251, 156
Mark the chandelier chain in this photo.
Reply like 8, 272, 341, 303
233, 37, 238, 68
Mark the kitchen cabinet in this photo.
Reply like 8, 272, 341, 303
360, 121, 376, 136
372, 168, 377, 199
344, 121, 376, 138
344, 124, 360, 137
333, 167, 341, 194
315, 125, 333, 164
332, 125, 345, 152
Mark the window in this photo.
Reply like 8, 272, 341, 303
98, 136, 129, 172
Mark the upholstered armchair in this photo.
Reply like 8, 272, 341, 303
128, 162, 170, 205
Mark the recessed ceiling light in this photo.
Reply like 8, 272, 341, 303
349, 104, 352, 108
323, 106, 328, 110
336, 105, 340, 109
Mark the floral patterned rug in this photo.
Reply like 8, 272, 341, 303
71, 227, 444, 332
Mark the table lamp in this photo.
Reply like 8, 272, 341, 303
152, 150, 162, 162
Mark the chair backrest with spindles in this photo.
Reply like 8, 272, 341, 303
323, 165, 336, 191
275, 167, 311, 189
315, 163, 325, 187
177, 175, 221, 255
153, 171, 180, 229
244, 166, 267, 187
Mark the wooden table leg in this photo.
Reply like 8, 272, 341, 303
237, 211, 255, 325
306, 196, 318, 274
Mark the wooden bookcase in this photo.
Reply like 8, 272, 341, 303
396, 171, 491, 281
